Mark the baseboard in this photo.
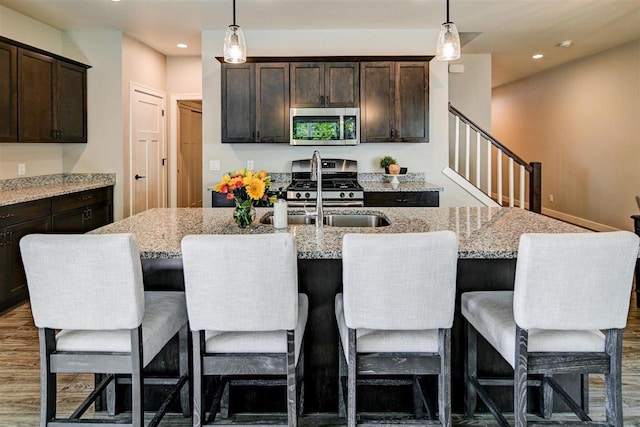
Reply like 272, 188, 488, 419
542, 207, 620, 232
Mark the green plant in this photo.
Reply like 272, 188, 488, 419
379, 155, 397, 169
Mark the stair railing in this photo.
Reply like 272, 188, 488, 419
448, 103, 542, 213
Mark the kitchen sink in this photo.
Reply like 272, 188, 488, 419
323, 214, 390, 227
260, 212, 390, 227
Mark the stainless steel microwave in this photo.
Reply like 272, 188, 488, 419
290, 108, 360, 146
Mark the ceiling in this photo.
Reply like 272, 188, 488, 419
1, 0, 638, 87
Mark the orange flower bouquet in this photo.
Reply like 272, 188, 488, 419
213, 169, 277, 227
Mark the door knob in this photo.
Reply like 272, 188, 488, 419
135, 174, 146, 180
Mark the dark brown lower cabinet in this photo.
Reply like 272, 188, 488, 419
364, 190, 439, 207
0, 186, 113, 312
51, 187, 113, 232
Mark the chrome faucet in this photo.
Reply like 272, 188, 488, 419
310, 150, 323, 227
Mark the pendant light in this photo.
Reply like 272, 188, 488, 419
436, 0, 461, 61
223, 0, 246, 63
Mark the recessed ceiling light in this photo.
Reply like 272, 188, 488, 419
558, 40, 573, 48
177, 43, 188, 49
532, 54, 544, 60
111, 0, 121, 2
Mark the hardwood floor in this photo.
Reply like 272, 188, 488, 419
1, 291, 639, 426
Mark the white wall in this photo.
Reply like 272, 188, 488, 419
492, 40, 640, 231
449, 54, 492, 131
62, 31, 125, 220
121, 35, 167, 217
166, 56, 203, 207
202, 29, 481, 207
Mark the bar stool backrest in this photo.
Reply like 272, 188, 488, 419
181, 233, 299, 332
20, 233, 145, 330
513, 231, 639, 331
342, 231, 458, 330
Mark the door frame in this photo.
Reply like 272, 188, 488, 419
169, 93, 202, 208
129, 82, 167, 217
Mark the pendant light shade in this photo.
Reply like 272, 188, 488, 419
436, 0, 461, 61
223, 0, 246, 63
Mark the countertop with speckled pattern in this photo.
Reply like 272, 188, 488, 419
0, 174, 116, 207
90, 207, 589, 260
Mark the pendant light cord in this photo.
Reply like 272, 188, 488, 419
446, 0, 450, 23
232, 0, 237, 26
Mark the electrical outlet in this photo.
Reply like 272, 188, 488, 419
209, 160, 220, 171
246, 160, 254, 170
549, 194, 554, 203
18, 163, 26, 175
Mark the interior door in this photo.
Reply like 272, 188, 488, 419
177, 100, 202, 208
132, 88, 166, 215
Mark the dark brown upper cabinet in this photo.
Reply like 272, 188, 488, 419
0, 41, 17, 142
360, 61, 429, 143
18, 48, 87, 143
222, 62, 289, 143
290, 62, 359, 108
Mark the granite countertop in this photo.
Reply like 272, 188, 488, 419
90, 206, 588, 260
0, 173, 116, 207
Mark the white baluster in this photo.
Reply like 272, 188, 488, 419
465, 124, 470, 180
476, 133, 481, 187
487, 141, 492, 200
454, 116, 460, 172
509, 157, 514, 207
497, 151, 503, 206
519, 165, 526, 209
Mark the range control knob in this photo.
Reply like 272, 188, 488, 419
349, 192, 354, 198
340, 192, 346, 198
295, 193, 302, 199
305, 192, 311, 199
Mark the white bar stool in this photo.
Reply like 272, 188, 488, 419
462, 231, 639, 426
336, 231, 459, 426
20, 233, 190, 427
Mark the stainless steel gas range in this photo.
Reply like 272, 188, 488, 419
286, 159, 364, 207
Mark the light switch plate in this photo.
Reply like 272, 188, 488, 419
247, 160, 254, 170
209, 160, 220, 171
18, 163, 26, 175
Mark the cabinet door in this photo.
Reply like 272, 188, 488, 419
82, 203, 112, 232
364, 191, 439, 207
2, 216, 50, 309
51, 208, 84, 232
325, 62, 359, 107
256, 63, 290, 143
0, 41, 17, 142
221, 63, 255, 143
395, 62, 429, 142
18, 49, 57, 142
290, 62, 324, 108
360, 62, 394, 142
57, 61, 87, 143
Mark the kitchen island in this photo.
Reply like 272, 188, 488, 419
91, 206, 589, 415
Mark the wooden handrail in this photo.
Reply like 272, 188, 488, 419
448, 103, 542, 214
449, 103, 532, 172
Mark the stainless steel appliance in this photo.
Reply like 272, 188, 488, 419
287, 158, 364, 207
290, 108, 360, 146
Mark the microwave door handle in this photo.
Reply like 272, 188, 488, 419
339, 116, 344, 140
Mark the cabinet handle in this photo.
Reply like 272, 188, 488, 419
256, 131, 260, 141
395, 198, 409, 203
0, 213, 15, 219
319, 96, 324, 105
135, 174, 146, 180
82, 195, 92, 201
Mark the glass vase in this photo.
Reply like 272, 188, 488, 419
233, 203, 256, 228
